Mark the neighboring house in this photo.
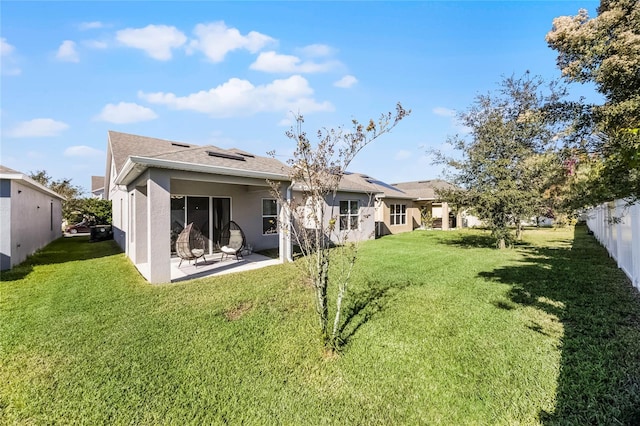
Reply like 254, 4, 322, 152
292, 172, 381, 244
0, 165, 64, 270
91, 175, 105, 199
341, 172, 418, 237
391, 179, 477, 229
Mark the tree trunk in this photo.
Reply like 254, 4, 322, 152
315, 249, 330, 341
498, 238, 506, 249
516, 221, 523, 241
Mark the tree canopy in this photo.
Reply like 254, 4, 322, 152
546, 0, 640, 202
433, 73, 571, 248
29, 170, 112, 224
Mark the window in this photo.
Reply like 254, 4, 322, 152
339, 200, 359, 231
390, 204, 407, 225
262, 199, 278, 235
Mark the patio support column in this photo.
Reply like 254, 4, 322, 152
279, 184, 293, 263
146, 169, 171, 283
442, 202, 450, 230
456, 211, 463, 229
131, 186, 147, 265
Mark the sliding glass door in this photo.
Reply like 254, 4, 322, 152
170, 196, 230, 254
187, 196, 210, 249
212, 198, 230, 248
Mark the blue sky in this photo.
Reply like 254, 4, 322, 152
1, 1, 599, 194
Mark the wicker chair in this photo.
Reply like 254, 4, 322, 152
219, 221, 247, 261
175, 223, 207, 267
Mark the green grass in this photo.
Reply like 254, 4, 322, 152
1, 227, 639, 424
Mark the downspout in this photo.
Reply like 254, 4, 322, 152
285, 181, 294, 262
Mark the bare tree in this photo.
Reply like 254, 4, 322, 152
270, 103, 409, 349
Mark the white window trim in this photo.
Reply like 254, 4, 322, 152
262, 198, 278, 235
339, 200, 360, 231
390, 203, 407, 226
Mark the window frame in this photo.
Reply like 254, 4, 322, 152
339, 200, 360, 231
262, 198, 278, 235
390, 203, 407, 226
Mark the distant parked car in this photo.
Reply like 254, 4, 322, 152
65, 221, 91, 234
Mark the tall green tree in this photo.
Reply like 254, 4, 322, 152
546, 0, 640, 201
29, 170, 85, 222
433, 73, 570, 248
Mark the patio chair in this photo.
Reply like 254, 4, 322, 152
175, 223, 207, 267
219, 221, 246, 261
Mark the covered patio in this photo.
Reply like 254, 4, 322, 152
170, 252, 280, 282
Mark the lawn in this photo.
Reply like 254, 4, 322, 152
1, 227, 639, 424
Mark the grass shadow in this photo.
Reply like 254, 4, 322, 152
478, 226, 640, 424
337, 279, 411, 348
0, 236, 122, 282
437, 232, 497, 249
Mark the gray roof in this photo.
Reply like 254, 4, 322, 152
0, 164, 65, 199
108, 131, 289, 179
391, 179, 456, 200
341, 172, 413, 198
91, 175, 104, 191
0, 165, 21, 174
108, 131, 199, 175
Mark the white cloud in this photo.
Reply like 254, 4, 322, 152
8, 118, 69, 138
56, 40, 80, 62
79, 21, 104, 30
139, 75, 333, 118
83, 40, 108, 49
94, 102, 158, 124
1, 38, 15, 56
1, 38, 21, 75
297, 44, 334, 57
334, 75, 358, 88
64, 145, 104, 157
432, 107, 456, 117
116, 25, 187, 60
187, 21, 275, 62
394, 150, 412, 160
250, 51, 336, 73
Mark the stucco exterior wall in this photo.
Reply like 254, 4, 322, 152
0, 179, 62, 270
0, 180, 12, 270
292, 190, 376, 244
376, 198, 417, 236
170, 178, 281, 252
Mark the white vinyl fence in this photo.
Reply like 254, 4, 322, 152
586, 199, 640, 292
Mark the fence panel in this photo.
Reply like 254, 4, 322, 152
586, 200, 639, 291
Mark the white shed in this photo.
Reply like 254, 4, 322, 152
0, 165, 64, 270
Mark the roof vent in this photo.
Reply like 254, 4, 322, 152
206, 150, 246, 161
171, 142, 191, 148
236, 152, 255, 158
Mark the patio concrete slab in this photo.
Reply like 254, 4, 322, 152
170, 252, 280, 282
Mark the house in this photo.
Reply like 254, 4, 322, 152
0, 165, 64, 270
91, 176, 105, 199
291, 171, 381, 244
340, 172, 418, 237
104, 131, 297, 283
391, 179, 463, 229
104, 131, 388, 283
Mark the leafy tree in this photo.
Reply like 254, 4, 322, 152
270, 104, 409, 349
433, 73, 571, 248
80, 198, 112, 225
29, 170, 86, 223
546, 0, 640, 201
